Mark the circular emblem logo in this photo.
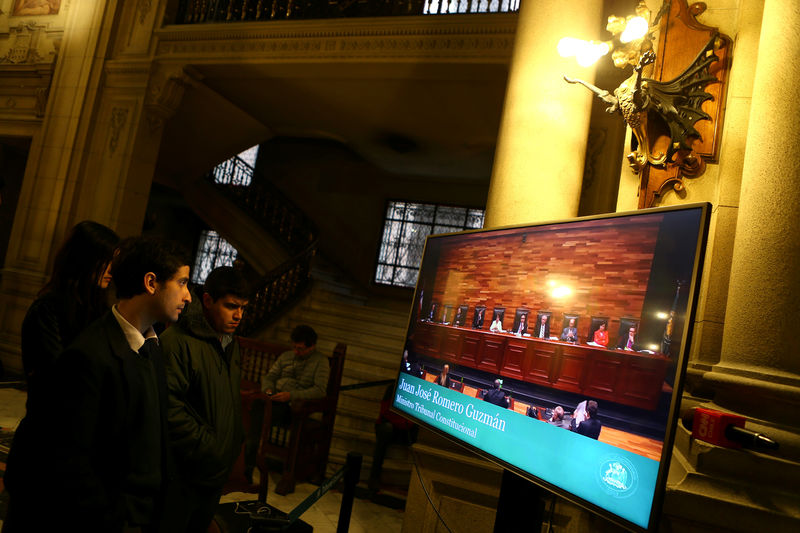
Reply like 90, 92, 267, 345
597, 456, 638, 498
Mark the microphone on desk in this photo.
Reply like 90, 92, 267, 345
681, 407, 779, 451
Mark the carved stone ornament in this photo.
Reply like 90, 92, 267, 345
109, 107, 129, 155
137, 0, 153, 24
1, 23, 53, 65
144, 66, 194, 132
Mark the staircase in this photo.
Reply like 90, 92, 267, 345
183, 153, 415, 490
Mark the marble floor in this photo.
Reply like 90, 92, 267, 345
0, 383, 405, 533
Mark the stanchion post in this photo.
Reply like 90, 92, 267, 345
337, 452, 362, 533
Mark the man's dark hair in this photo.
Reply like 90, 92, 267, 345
290, 324, 317, 347
493, 379, 502, 389
203, 266, 250, 301
112, 237, 191, 299
587, 400, 599, 418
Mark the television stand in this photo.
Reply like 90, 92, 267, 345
494, 468, 548, 532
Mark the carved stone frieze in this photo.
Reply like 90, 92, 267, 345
0, 22, 57, 65
154, 14, 517, 62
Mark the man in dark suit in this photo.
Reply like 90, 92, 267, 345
617, 325, 639, 351
513, 313, 528, 335
575, 400, 602, 440
560, 317, 578, 343
535, 314, 550, 339
483, 379, 509, 408
42, 237, 191, 532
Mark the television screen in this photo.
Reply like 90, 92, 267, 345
392, 203, 711, 532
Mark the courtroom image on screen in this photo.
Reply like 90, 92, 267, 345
391, 204, 710, 533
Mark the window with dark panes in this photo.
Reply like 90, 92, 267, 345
192, 230, 238, 285
193, 145, 258, 284
375, 201, 484, 288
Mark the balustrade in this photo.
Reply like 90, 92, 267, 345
207, 155, 318, 335
175, 0, 519, 24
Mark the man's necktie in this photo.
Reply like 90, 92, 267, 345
139, 337, 159, 358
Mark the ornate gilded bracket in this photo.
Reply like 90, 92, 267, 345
564, 0, 730, 208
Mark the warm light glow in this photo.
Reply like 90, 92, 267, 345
547, 280, 557, 287
558, 38, 610, 67
656, 311, 669, 320
620, 16, 648, 43
557, 37, 582, 58
648, 344, 660, 351
551, 286, 572, 298
577, 41, 610, 67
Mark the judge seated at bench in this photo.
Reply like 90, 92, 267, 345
560, 317, 578, 343
512, 313, 528, 336
535, 314, 550, 339
616, 326, 640, 351
592, 322, 609, 347
490, 315, 504, 333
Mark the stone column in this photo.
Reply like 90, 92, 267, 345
0, 0, 178, 373
664, 4, 800, 531
710, 0, 800, 416
485, 0, 603, 228
0, 0, 119, 373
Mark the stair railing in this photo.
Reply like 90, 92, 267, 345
209, 156, 317, 254
175, 0, 520, 24
206, 155, 319, 335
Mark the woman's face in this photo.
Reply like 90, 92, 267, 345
98, 263, 113, 289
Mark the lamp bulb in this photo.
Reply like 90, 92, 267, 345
620, 16, 648, 43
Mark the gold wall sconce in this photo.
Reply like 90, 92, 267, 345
561, 0, 731, 208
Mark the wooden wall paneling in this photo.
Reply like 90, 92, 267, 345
410, 324, 669, 410
583, 349, 625, 401
524, 342, 557, 386
414, 323, 438, 357
459, 331, 481, 366
441, 329, 462, 363
618, 356, 669, 409
500, 338, 527, 380
552, 345, 589, 394
477, 335, 505, 374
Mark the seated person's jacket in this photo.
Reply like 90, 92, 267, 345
261, 348, 329, 401
576, 417, 602, 439
560, 327, 577, 342
483, 388, 509, 408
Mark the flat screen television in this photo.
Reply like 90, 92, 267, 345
391, 203, 711, 532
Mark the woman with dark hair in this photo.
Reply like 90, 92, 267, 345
20, 220, 120, 392
3, 221, 119, 532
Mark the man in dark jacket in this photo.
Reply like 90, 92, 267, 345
160, 266, 250, 533
483, 379, 509, 408
575, 400, 602, 440
3, 237, 192, 533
